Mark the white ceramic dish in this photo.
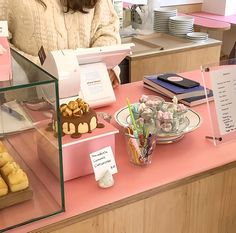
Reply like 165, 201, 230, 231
187, 32, 208, 38
114, 104, 202, 143
169, 16, 194, 22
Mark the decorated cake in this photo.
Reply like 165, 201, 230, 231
52, 98, 105, 138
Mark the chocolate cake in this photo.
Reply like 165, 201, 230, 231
52, 98, 104, 138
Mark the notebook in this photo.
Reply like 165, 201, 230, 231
143, 74, 207, 100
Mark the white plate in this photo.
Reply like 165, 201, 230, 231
114, 104, 202, 142
187, 32, 208, 38
169, 16, 194, 22
153, 7, 177, 13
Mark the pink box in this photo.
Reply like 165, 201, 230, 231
0, 37, 12, 81
36, 117, 119, 181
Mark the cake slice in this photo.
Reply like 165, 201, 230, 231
1, 161, 20, 177
0, 152, 14, 167
0, 175, 8, 197
0, 141, 7, 153
6, 168, 29, 192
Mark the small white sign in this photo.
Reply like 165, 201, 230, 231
90, 146, 117, 181
210, 66, 236, 135
0, 21, 9, 37
79, 62, 115, 102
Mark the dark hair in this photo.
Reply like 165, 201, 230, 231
62, 0, 98, 13
37, 0, 98, 13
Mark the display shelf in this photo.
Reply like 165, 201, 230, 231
0, 132, 62, 231
5, 78, 236, 233
0, 49, 64, 232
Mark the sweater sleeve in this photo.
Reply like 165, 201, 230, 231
90, 0, 122, 85
90, 0, 121, 47
10, 44, 40, 65
0, 0, 40, 65
0, 0, 8, 20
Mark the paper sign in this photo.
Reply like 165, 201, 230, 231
210, 66, 236, 135
90, 146, 117, 181
0, 21, 9, 37
79, 62, 114, 102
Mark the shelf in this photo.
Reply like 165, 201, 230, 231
0, 129, 63, 231
0, 49, 64, 232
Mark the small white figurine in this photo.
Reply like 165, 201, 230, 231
98, 170, 114, 188
172, 96, 178, 105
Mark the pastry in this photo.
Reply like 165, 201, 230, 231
0, 175, 8, 197
0, 152, 14, 167
52, 98, 105, 138
0, 141, 7, 153
0, 161, 20, 177
6, 168, 29, 192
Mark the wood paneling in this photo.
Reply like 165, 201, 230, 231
164, 3, 202, 13
32, 164, 236, 233
128, 44, 221, 82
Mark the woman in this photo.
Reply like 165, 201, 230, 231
0, 0, 121, 87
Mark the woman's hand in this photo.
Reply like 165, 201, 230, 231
108, 69, 120, 88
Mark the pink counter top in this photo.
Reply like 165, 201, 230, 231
8, 70, 236, 233
179, 13, 231, 31
190, 12, 236, 25
192, 15, 231, 31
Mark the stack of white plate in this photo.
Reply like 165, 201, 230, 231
169, 15, 194, 37
186, 32, 208, 42
153, 8, 177, 33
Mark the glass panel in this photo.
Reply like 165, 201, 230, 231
0, 49, 64, 232
0, 49, 55, 91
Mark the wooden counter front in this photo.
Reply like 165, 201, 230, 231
121, 33, 221, 83
8, 72, 236, 233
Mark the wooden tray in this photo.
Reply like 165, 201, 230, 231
122, 36, 162, 53
122, 33, 192, 55
0, 186, 33, 209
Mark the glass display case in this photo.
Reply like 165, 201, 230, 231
0, 49, 64, 232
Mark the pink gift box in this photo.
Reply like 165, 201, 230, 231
36, 117, 119, 181
0, 37, 12, 81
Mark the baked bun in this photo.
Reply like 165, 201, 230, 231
0, 141, 7, 153
1, 161, 20, 177
6, 168, 29, 192
0, 175, 8, 197
0, 152, 14, 167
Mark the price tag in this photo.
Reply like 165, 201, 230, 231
38, 46, 47, 65
0, 21, 9, 37
90, 146, 117, 181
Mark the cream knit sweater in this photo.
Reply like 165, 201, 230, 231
0, 0, 121, 64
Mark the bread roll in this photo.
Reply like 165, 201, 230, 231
0, 141, 7, 153
1, 161, 20, 177
6, 168, 29, 192
0, 152, 14, 167
0, 176, 8, 197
